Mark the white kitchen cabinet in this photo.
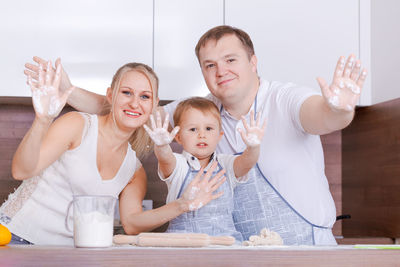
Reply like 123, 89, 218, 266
2, 0, 399, 105
153, 0, 223, 100
0, 0, 153, 96
367, 0, 400, 105
225, 0, 361, 100
225, 0, 400, 106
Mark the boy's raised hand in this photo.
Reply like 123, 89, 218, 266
238, 110, 267, 147
27, 60, 74, 120
143, 111, 180, 146
181, 161, 226, 212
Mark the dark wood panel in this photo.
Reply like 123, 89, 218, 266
321, 131, 342, 236
342, 98, 400, 237
336, 237, 394, 244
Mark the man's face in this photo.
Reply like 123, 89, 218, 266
198, 34, 258, 104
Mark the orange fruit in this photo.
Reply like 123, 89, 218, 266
0, 224, 12, 245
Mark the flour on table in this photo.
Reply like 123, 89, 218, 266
242, 228, 283, 246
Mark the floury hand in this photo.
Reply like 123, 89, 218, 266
25, 56, 73, 96
180, 161, 226, 212
317, 54, 367, 112
143, 111, 180, 146
238, 110, 267, 147
28, 60, 74, 120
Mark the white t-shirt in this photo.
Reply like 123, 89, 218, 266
159, 151, 248, 204
0, 113, 141, 245
163, 78, 336, 228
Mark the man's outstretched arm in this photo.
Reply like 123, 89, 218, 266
300, 54, 367, 135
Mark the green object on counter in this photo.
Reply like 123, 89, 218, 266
354, 245, 400, 249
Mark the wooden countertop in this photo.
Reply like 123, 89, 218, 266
1, 245, 400, 266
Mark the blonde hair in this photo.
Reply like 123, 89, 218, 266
106, 63, 159, 159
173, 97, 221, 129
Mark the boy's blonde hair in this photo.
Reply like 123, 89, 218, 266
106, 62, 159, 159
173, 97, 221, 128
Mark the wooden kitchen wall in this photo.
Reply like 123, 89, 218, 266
321, 131, 342, 236
0, 101, 34, 206
0, 99, 342, 235
342, 98, 400, 238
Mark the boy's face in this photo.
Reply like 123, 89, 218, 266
175, 108, 223, 162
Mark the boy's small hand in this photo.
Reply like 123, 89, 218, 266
143, 111, 180, 146
238, 110, 267, 147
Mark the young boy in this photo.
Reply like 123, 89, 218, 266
144, 97, 266, 241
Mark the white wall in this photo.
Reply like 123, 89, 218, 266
1, 0, 400, 105
371, 0, 400, 104
0, 0, 153, 97
153, 0, 223, 100
225, 0, 359, 96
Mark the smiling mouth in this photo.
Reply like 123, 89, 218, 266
124, 110, 141, 116
217, 78, 235, 86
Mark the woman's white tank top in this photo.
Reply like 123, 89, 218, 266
0, 113, 140, 245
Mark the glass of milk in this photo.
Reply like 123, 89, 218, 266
65, 195, 116, 248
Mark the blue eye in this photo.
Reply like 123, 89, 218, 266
205, 63, 215, 69
122, 90, 132, 96
140, 94, 151, 100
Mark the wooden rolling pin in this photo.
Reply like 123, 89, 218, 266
113, 232, 235, 247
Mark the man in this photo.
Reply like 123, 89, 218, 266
24, 25, 367, 245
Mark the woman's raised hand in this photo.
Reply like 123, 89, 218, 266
27, 60, 74, 120
24, 56, 73, 95
238, 110, 267, 147
143, 111, 180, 146
180, 161, 226, 212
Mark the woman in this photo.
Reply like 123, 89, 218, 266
0, 60, 225, 245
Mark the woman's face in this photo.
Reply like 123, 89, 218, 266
110, 70, 154, 132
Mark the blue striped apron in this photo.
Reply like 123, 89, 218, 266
167, 159, 243, 242
224, 95, 331, 245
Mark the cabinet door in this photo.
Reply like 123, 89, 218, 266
0, 0, 153, 96
154, 0, 223, 100
225, 0, 359, 95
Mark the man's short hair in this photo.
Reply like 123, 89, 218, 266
195, 25, 255, 62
